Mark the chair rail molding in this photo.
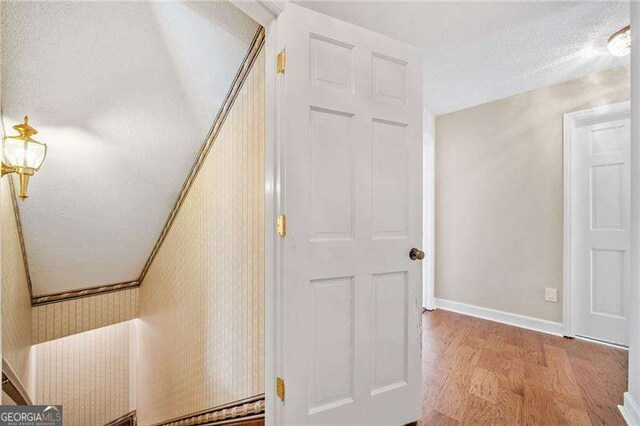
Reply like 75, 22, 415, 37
31, 280, 139, 306
104, 411, 137, 426
154, 394, 265, 426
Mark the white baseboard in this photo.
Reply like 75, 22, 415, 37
620, 392, 640, 425
434, 298, 564, 337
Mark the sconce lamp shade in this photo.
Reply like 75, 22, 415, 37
1, 116, 47, 199
2, 117, 47, 171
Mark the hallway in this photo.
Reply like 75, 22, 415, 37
1, 1, 638, 423
420, 310, 628, 425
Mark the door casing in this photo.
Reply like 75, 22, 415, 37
423, 116, 435, 311
562, 101, 631, 342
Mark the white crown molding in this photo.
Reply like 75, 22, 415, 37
620, 392, 640, 425
435, 298, 564, 337
230, 0, 284, 27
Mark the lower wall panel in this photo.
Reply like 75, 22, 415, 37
33, 321, 136, 426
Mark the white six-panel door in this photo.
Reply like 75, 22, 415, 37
278, 3, 423, 424
572, 103, 631, 346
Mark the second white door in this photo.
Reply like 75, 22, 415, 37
570, 102, 631, 346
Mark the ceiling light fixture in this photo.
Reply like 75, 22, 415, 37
2, 116, 47, 199
607, 25, 631, 57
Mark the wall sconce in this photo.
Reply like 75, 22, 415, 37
2, 116, 47, 199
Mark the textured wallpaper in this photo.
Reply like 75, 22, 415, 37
137, 48, 265, 425
33, 320, 136, 425
1, 178, 34, 399
32, 288, 138, 344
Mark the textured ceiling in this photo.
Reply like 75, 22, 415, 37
1, 1, 630, 296
298, 1, 630, 114
1, 1, 258, 296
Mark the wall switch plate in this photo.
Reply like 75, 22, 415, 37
545, 288, 558, 303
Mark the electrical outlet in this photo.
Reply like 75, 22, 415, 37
545, 288, 558, 303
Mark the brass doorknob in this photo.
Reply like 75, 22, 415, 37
409, 248, 425, 261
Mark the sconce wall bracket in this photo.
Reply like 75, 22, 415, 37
1, 163, 16, 176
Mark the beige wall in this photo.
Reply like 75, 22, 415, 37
435, 66, 630, 322
33, 320, 136, 425
1, 178, 33, 398
32, 288, 138, 344
136, 48, 264, 424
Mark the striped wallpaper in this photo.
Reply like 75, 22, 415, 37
32, 320, 136, 425
1, 178, 34, 399
136, 47, 265, 424
32, 288, 138, 344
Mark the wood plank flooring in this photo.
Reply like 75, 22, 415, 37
420, 309, 628, 425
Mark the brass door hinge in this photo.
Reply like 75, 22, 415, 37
277, 51, 286, 74
276, 377, 285, 401
277, 214, 286, 237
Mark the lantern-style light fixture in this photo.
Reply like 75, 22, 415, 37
2, 116, 47, 199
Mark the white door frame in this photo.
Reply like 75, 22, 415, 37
423, 112, 436, 311
230, 1, 283, 424
263, 10, 284, 426
562, 100, 631, 338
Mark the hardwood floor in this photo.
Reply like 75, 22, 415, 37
420, 309, 628, 425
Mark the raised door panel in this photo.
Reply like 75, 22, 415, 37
372, 53, 407, 104
591, 249, 626, 318
310, 34, 355, 92
372, 119, 408, 240
309, 108, 355, 241
589, 121, 627, 156
372, 271, 408, 396
591, 163, 625, 230
309, 277, 355, 414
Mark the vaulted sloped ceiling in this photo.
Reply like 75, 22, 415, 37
1, 1, 259, 296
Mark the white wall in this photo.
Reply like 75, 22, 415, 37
621, 2, 640, 423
